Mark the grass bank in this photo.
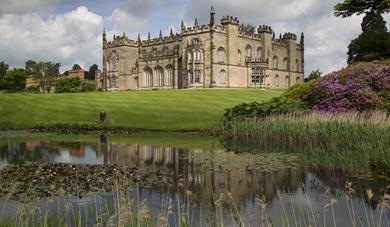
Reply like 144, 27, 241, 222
0, 89, 282, 131
221, 111, 390, 175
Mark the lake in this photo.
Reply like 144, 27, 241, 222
0, 132, 389, 226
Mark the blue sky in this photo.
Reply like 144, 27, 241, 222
0, 0, 389, 75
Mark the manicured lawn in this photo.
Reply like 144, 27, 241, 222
0, 89, 283, 130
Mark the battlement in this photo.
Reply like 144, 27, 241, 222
182, 24, 212, 35
221, 16, 240, 26
104, 34, 138, 49
283, 32, 297, 40
257, 25, 273, 34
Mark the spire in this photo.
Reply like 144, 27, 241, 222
148, 32, 151, 40
181, 20, 185, 31
170, 28, 174, 37
122, 32, 125, 37
272, 32, 275, 39
300, 32, 305, 47
194, 18, 199, 27
159, 30, 163, 38
137, 34, 141, 46
102, 29, 107, 44
279, 33, 282, 39
210, 6, 215, 26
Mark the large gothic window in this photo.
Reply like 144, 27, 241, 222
194, 51, 201, 63
251, 68, 262, 84
217, 47, 225, 63
144, 68, 153, 87
110, 54, 117, 71
285, 76, 290, 87
219, 70, 226, 84
110, 77, 117, 88
166, 66, 174, 86
156, 67, 164, 87
188, 71, 194, 83
194, 70, 201, 83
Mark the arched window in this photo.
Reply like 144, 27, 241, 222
110, 77, 117, 88
194, 70, 201, 83
194, 50, 201, 63
296, 76, 300, 84
283, 58, 288, 70
188, 70, 193, 83
155, 67, 164, 87
246, 45, 252, 58
237, 49, 242, 65
144, 68, 153, 87
275, 75, 279, 87
166, 66, 174, 86
219, 70, 226, 84
273, 56, 278, 69
217, 47, 225, 63
256, 47, 262, 58
285, 76, 290, 87
187, 51, 192, 63
110, 53, 117, 71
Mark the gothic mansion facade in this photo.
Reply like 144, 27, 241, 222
100, 8, 304, 91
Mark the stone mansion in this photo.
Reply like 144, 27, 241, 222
99, 7, 304, 91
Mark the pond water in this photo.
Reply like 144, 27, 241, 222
0, 132, 389, 226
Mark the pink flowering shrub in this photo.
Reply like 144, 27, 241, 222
309, 63, 390, 113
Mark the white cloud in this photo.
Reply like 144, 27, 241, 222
122, 0, 161, 17
105, 8, 146, 38
0, 0, 66, 15
0, 6, 103, 71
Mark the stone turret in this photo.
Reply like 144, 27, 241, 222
221, 16, 240, 26
102, 29, 107, 46
258, 25, 273, 60
300, 32, 304, 48
210, 6, 215, 26
257, 25, 273, 34
181, 21, 185, 31
282, 32, 297, 40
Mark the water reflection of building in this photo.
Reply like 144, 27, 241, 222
96, 141, 307, 205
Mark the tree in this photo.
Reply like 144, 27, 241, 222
1, 68, 27, 90
86, 64, 99, 80
347, 13, 390, 63
26, 60, 61, 92
55, 77, 81, 93
334, 1, 390, 63
334, 0, 390, 17
0, 61, 9, 82
72, 64, 82, 70
305, 69, 322, 82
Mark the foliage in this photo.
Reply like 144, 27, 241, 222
34, 121, 101, 131
222, 96, 308, 124
309, 63, 390, 113
347, 13, 390, 63
26, 60, 61, 92
304, 69, 322, 82
0, 68, 27, 91
55, 77, 81, 93
24, 85, 40, 93
0, 61, 9, 81
86, 64, 99, 80
81, 81, 96, 92
334, 0, 390, 18
72, 64, 82, 70
283, 79, 320, 105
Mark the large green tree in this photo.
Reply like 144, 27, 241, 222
1, 68, 27, 90
334, 0, 390, 17
86, 64, 99, 80
347, 13, 390, 63
0, 61, 9, 82
26, 60, 61, 92
335, 0, 390, 63
72, 64, 82, 70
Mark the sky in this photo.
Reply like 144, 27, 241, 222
0, 0, 389, 76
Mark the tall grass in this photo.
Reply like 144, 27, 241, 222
220, 111, 390, 175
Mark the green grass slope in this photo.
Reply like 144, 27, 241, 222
0, 89, 282, 131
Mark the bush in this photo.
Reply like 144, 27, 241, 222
0, 68, 26, 91
55, 77, 81, 93
81, 81, 96, 92
222, 96, 308, 124
309, 63, 390, 113
34, 121, 101, 131
283, 79, 320, 106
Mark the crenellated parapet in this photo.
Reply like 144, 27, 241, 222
182, 24, 213, 35
282, 32, 297, 40
221, 16, 240, 26
104, 34, 138, 49
257, 25, 273, 34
